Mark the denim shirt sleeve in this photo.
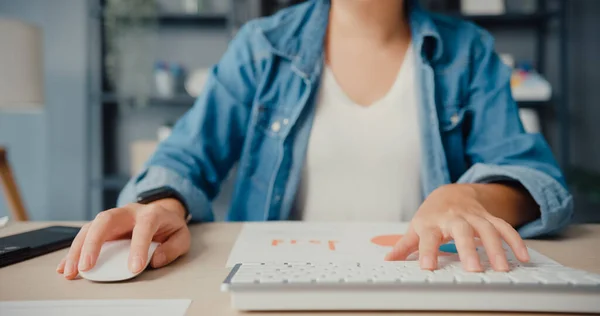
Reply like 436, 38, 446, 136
117, 23, 262, 221
458, 29, 573, 238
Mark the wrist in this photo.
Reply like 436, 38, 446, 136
136, 186, 190, 221
433, 183, 479, 200
149, 198, 187, 220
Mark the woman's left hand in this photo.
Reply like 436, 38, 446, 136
385, 184, 530, 272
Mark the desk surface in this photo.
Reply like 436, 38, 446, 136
1, 222, 599, 316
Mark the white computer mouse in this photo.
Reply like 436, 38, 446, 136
79, 239, 160, 282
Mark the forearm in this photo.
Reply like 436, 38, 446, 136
469, 183, 540, 227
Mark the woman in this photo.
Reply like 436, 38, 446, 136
58, 0, 572, 279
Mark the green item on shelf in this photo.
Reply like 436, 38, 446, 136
568, 167, 600, 203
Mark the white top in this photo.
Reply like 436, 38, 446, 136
295, 45, 422, 222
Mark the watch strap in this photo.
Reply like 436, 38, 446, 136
136, 187, 191, 223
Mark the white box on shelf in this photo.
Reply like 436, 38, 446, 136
512, 72, 552, 102
519, 108, 541, 134
461, 0, 505, 15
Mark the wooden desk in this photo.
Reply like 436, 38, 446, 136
1, 222, 599, 316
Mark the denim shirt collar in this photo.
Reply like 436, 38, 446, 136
258, 0, 443, 80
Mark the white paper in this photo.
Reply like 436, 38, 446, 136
0, 216, 8, 228
226, 222, 410, 267
226, 222, 561, 268
0, 300, 191, 316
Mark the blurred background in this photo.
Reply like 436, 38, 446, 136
0, 0, 598, 223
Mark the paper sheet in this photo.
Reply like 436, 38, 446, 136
0, 216, 8, 228
0, 300, 191, 316
226, 222, 561, 268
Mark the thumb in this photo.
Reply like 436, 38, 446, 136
150, 227, 191, 268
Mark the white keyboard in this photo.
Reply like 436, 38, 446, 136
222, 261, 600, 313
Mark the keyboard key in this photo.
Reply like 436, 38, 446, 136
231, 276, 257, 284
259, 276, 284, 283
287, 276, 314, 284
316, 276, 343, 284
372, 275, 400, 284
533, 274, 569, 285
344, 276, 371, 283
560, 274, 600, 287
508, 274, 540, 285
284, 262, 310, 266
428, 274, 455, 284
401, 274, 428, 284
455, 274, 482, 284
240, 262, 264, 266
482, 273, 511, 284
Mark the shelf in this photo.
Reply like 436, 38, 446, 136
102, 93, 196, 107
568, 167, 600, 203
157, 13, 228, 27
517, 99, 552, 108
110, 12, 229, 28
452, 11, 559, 28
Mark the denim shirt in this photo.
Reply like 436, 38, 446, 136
118, 0, 573, 238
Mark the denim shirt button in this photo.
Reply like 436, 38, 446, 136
450, 114, 460, 125
271, 121, 281, 132
282, 118, 289, 125
274, 195, 281, 202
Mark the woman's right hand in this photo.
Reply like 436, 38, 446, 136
56, 198, 191, 280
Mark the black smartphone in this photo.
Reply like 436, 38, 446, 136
0, 226, 81, 268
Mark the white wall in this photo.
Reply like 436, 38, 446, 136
0, 0, 89, 220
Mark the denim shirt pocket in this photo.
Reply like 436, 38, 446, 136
440, 103, 468, 132
254, 103, 293, 139
439, 103, 470, 181
246, 103, 292, 190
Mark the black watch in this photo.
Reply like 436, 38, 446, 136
136, 187, 191, 222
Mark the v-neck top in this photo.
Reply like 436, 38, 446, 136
294, 44, 423, 222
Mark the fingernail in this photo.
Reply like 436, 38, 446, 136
130, 255, 144, 273
154, 251, 166, 267
495, 254, 509, 271
64, 262, 73, 277
56, 260, 65, 273
521, 248, 530, 261
467, 257, 480, 271
421, 255, 435, 270
78, 254, 91, 271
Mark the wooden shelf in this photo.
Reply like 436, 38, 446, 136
517, 99, 552, 108
157, 13, 228, 27
111, 13, 229, 28
101, 93, 196, 107
451, 11, 559, 28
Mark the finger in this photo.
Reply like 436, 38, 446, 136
56, 257, 66, 273
467, 215, 508, 271
451, 219, 482, 272
63, 224, 90, 279
151, 227, 191, 268
488, 216, 530, 262
79, 209, 130, 273
416, 227, 442, 270
385, 227, 419, 261
129, 206, 162, 273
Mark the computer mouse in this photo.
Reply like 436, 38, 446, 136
78, 239, 160, 282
